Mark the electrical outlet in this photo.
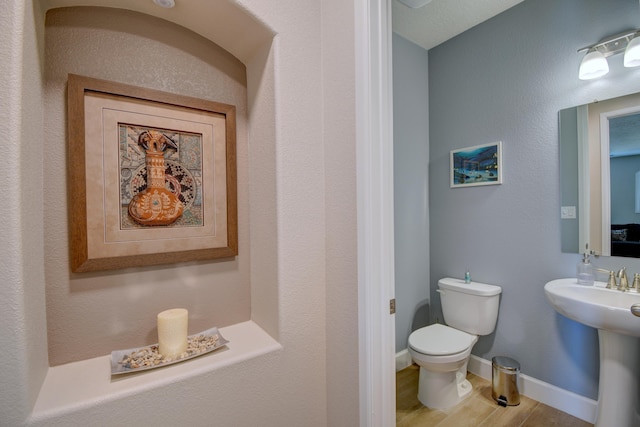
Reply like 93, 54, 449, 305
561, 206, 576, 219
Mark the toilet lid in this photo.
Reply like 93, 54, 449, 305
408, 323, 476, 356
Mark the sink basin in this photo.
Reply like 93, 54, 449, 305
545, 278, 640, 427
544, 278, 640, 337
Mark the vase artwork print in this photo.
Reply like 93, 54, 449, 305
120, 125, 203, 228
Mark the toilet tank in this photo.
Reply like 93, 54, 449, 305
438, 277, 502, 336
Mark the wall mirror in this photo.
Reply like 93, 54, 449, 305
560, 91, 640, 258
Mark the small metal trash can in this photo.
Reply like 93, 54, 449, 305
491, 356, 520, 407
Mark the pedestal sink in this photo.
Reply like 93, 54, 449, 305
544, 278, 640, 427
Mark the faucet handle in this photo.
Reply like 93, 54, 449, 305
607, 270, 617, 289
633, 273, 640, 292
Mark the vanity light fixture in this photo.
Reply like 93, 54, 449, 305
578, 29, 640, 80
153, 0, 175, 8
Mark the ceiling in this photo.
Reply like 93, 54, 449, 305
392, 0, 525, 51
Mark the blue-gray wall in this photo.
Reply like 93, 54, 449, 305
427, 0, 640, 400
393, 33, 430, 353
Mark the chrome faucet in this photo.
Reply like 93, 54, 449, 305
633, 273, 640, 292
618, 268, 628, 292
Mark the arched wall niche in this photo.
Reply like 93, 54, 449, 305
5, 0, 360, 424
41, 0, 280, 365
40, 0, 275, 63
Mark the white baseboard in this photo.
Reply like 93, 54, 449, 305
396, 350, 597, 424
468, 355, 597, 424
395, 348, 412, 372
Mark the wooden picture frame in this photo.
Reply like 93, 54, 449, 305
450, 141, 502, 188
67, 74, 237, 272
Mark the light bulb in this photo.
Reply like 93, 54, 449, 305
624, 36, 640, 67
579, 50, 609, 80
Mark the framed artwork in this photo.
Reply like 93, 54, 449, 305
450, 141, 502, 188
67, 74, 237, 272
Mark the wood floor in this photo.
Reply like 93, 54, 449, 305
396, 364, 594, 427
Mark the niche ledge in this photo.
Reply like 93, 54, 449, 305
28, 321, 281, 423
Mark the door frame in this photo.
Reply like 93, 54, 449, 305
355, 0, 396, 425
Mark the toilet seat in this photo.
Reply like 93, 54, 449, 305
408, 323, 476, 356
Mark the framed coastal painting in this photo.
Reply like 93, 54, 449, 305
450, 141, 502, 188
67, 74, 238, 272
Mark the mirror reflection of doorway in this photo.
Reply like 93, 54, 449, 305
607, 111, 640, 257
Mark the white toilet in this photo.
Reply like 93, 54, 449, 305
408, 277, 502, 410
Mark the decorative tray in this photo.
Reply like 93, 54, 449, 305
110, 327, 229, 375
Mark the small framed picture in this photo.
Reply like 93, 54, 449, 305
450, 141, 502, 188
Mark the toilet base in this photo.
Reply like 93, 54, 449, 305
417, 365, 473, 410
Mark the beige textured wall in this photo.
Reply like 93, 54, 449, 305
44, 7, 250, 365
0, 1, 49, 424
321, 0, 359, 425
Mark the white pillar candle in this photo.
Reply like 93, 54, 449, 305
157, 308, 188, 358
